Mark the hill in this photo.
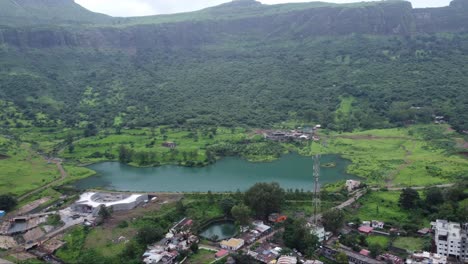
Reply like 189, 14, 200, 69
0, 0, 467, 132
0, 0, 111, 26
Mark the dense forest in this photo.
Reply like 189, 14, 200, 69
0, 0, 467, 132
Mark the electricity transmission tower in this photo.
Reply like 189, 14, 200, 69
313, 153, 321, 225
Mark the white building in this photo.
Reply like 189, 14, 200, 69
431, 219, 468, 261
371, 220, 384, 229
277, 256, 297, 264
346, 180, 361, 192
252, 220, 271, 234
309, 224, 326, 242
72, 192, 148, 215
220, 238, 244, 251
407, 251, 447, 264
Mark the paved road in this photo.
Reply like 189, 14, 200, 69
371, 183, 454, 191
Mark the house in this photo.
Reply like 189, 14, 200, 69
252, 221, 271, 234
269, 213, 287, 223
247, 241, 281, 263
162, 142, 176, 149
358, 226, 373, 234
409, 252, 447, 264
304, 260, 323, 264
377, 253, 403, 264
417, 227, 431, 236
371, 220, 384, 229
359, 249, 370, 257
277, 256, 297, 264
215, 249, 229, 258
346, 180, 361, 192
309, 224, 326, 242
220, 238, 244, 251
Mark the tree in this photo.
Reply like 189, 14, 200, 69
399, 188, 420, 210
335, 252, 348, 263
283, 218, 319, 256
424, 188, 443, 206
190, 243, 199, 253
369, 243, 383, 258
207, 190, 214, 204
219, 198, 235, 216
231, 204, 251, 225
118, 145, 133, 163
176, 200, 186, 215
68, 143, 75, 153
84, 123, 98, 137
244, 182, 285, 219
98, 205, 112, 220
0, 195, 17, 211
136, 226, 164, 245
322, 209, 345, 233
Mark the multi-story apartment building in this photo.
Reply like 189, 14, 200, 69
431, 219, 468, 262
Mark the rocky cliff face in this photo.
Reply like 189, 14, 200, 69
0, 0, 466, 50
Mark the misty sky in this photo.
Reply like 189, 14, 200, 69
75, 0, 452, 17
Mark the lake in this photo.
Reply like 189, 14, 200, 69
74, 153, 358, 192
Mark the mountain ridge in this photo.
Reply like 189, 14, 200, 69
0, 0, 467, 132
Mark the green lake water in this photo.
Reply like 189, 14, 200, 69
75, 153, 358, 192
199, 221, 237, 241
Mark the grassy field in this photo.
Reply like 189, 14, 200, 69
0, 136, 60, 196
84, 227, 133, 257
305, 125, 468, 187
354, 191, 425, 226
186, 249, 217, 264
366, 235, 390, 249
392, 237, 428, 252
2, 124, 466, 198
59, 127, 249, 165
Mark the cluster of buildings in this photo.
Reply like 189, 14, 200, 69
247, 241, 283, 263
143, 218, 198, 264
357, 220, 385, 235
236, 220, 273, 246
263, 126, 320, 142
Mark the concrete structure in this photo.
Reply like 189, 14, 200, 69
346, 180, 361, 192
253, 220, 271, 234
431, 219, 468, 261
215, 249, 229, 258
277, 256, 297, 264
407, 252, 447, 264
309, 224, 326, 242
72, 192, 148, 216
220, 238, 244, 251
371, 220, 384, 229
358, 226, 374, 234
304, 260, 323, 264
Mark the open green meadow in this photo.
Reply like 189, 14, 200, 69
353, 190, 426, 226
306, 125, 468, 187
0, 136, 60, 196
392, 236, 428, 252
366, 235, 390, 249
186, 249, 217, 264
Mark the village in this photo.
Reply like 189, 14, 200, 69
0, 178, 465, 264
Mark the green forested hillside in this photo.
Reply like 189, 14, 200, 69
0, 0, 467, 132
